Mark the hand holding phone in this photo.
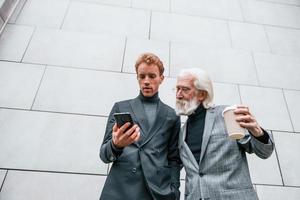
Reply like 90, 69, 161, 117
112, 112, 140, 148
113, 112, 134, 129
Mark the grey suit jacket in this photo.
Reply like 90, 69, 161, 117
179, 105, 274, 200
100, 96, 181, 200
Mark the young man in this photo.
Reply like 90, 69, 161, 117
175, 68, 274, 200
100, 53, 181, 200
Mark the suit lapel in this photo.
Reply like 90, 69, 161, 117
129, 97, 149, 137
181, 122, 200, 170
141, 100, 167, 146
199, 107, 216, 164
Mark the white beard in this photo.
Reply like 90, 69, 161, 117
175, 97, 200, 116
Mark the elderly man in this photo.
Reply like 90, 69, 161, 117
100, 53, 181, 200
175, 68, 274, 200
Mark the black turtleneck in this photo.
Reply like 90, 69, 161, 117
186, 104, 206, 164
138, 91, 159, 131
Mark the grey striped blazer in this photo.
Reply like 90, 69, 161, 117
179, 105, 274, 200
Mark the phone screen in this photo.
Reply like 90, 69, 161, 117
113, 112, 134, 129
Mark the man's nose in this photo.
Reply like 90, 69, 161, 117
144, 77, 150, 84
176, 91, 183, 99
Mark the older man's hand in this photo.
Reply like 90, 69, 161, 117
234, 105, 264, 137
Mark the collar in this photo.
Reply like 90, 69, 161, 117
138, 91, 159, 103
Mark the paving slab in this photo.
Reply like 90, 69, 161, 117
75, 0, 131, 7
0, 61, 44, 109
229, 21, 270, 52
0, 24, 34, 62
170, 43, 259, 85
284, 90, 300, 132
171, 0, 243, 21
213, 82, 241, 106
132, 0, 169, 12
254, 53, 300, 90
15, 0, 70, 28
62, 1, 150, 38
0, 109, 108, 175
123, 37, 170, 75
151, 12, 231, 48
32, 66, 139, 116
0, 169, 6, 186
23, 28, 125, 71
159, 77, 177, 109
180, 180, 185, 200
273, 131, 300, 186
240, 0, 300, 29
266, 26, 300, 56
256, 185, 300, 200
0, 171, 106, 200
247, 146, 282, 185
239, 86, 293, 131
260, 0, 300, 6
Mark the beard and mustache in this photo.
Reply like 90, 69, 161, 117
175, 97, 200, 116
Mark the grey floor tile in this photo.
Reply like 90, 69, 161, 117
151, 12, 231, 48
261, 0, 300, 6
0, 24, 34, 62
171, 0, 243, 21
247, 149, 282, 185
123, 37, 169, 75
213, 82, 241, 106
23, 28, 125, 71
284, 90, 300, 132
180, 180, 185, 200
266, 26, 300, 56
180, 168, 186, 180
239, 86, 293, 131
240, 0, 300, 29
32, 67, 139, 116
62, 1, 150, 38
159, 77, 177, 109
0, 169, 6, 186
0, 109, 108, 174
76, 0, 131, 7
132, 0, 169, 12
0, 61, 45, 109
273, 131, 300, 186
0, 171, 106, 200
170, 43, 259, 85
256, 185, 300, 200
15, 0, 70, 28
229, 21, 270, 52
254, 53, 300, 90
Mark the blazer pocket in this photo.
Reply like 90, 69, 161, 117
154, 166, 171, 187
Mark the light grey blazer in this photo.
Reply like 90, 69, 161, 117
179, 105, 274, 200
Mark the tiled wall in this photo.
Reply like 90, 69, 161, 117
0, 0, 300, 199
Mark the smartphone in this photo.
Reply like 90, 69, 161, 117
113, 112, 134, 129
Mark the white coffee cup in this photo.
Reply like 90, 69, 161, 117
222, 105, 246, 140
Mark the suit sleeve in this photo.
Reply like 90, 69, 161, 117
167, 115, 182, 197
99, 103, 123, 163
237, 128, 275, 159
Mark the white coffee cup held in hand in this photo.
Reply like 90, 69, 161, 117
222, 105, 246, 140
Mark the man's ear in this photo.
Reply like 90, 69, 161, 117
160, 75, 164, 84
197, 90, 207, 102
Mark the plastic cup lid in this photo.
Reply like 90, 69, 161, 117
222, 105, 237, 117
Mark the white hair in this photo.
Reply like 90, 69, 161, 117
177, 68, 214, 109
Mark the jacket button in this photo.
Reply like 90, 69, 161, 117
132, 168, 137, 173
199, 172, 204, 177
